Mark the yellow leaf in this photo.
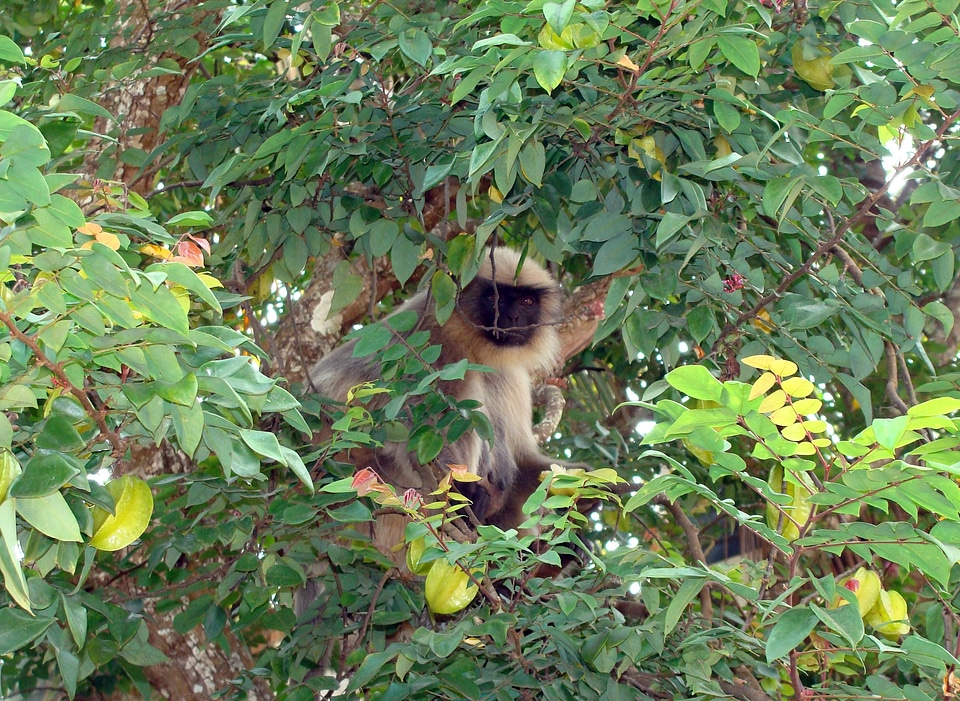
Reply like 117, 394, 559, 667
586, 468, 623, 483
781, 423, 808, 441
793, 441, 817, 455
765, 466, 815, 541
906, 84, 935, 100
714, 136, 733, 158
0, 451, 21, 503
489, 185, 503, 203
752, 308, 774, 333
800, 419, 827, 434
629, 135, 664, 180
538, 24, 575, 50
769, 406, 799, 427
758, 389, 786, 414
196, 272, 223, 289
769, 359, 798, 378
749, 371, 777, 400
170, 285, 191, 315
791, 398, 822, 415
742, 354, 776, 371
682, 438, 714, 467
77, 222, 103, 236
94, 231, 121, 251
405, 536, 434, 575
791, 41, 835, 91
616, 54, 640, 73
781, 377, 815, 398
140, 244, 172, 260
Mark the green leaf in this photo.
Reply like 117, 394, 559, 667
172, 401, 204, 457
80, 249, 130, 298
416, 429, 445, 464
16, 492, 82, 542
262, 0, 290, 51
0, 384, 38, 412
61, 593, 88, 648
0, 608, 53, 654
592, 233, 639, 276
450, 65, 491, 105
155, 373, 199, 407
908, 397, 960, 418
713, 100, 741, 133
687, 306, 716, 344
353, 323, 393, 357
533, 50, 567, 93
664, 576, 705, 635
922, 200, 960, 228
873, 415, 909, 450
656, 212, 693, 249
0, 109, 33, 142
766, 607, 818, 663
11, 452, 81, 498
129, 284, 190, 336
399, 28, 432, 67
717, 34, 761, 77
7, 162, 50, 206
912, 232, 951, 261
2, 123, 51, 167
57, 93, 115, 121
0, 36, 26, 65
166, 210, 214, 227
313, 3, 340, 25
349, 650, 398, 692
369, 218, 400, 258
431, 270, 458, 326
148, 262, 223, 313
518, 139, 546, 187
812, 601, 864, 648
0, 499, 32, 611
544, 0, 576, 35
240, 429, 286, 463
119, 621, 168, 666
664, 408, 739, 439
762, 177, 803, 222
329, 261, 364, 313
390, 236, 422, 286
35, 415, 85, 453
279, 446, 314, 493
665, 365, 724, 402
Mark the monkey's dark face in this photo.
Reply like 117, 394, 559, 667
463, 280, 544, 347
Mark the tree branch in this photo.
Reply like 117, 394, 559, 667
0, 308, 126, 455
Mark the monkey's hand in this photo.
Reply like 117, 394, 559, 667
456, 478, 494, 525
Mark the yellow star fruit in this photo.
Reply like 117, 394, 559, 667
89, 475, 154, 551
424, 557, 479, 615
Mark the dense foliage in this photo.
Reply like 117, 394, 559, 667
3, 0, 960, 698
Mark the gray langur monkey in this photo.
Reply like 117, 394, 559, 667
310, 246, 577, 530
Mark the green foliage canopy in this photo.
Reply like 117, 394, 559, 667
3, 0, 960, 698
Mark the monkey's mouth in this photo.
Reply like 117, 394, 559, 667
489, 326, 531, 346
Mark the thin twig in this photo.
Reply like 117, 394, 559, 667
0, 308, 125, 455
714, 107, 960, 349
884, 341, 909, 415
663, 497, 714, 622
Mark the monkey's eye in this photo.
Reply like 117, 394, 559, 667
519, 296, 536, 306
